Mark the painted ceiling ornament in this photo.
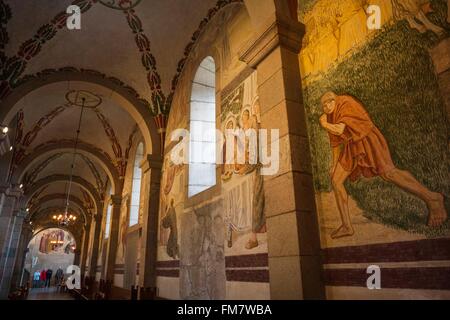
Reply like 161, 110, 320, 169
153, 113, 167, 155
22, 153, 65, 187
0, 0, 12, 50
65, 90, 102, 109
79, 153, 106, 196
99, 0, 142, 10
0, 0, 97, 100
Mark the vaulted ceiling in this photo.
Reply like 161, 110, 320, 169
0, 0, 246, 231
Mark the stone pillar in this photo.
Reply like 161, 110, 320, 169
80, 217, 92, 276
73, 248, 81, 267
10, 223, 33, 290
0, 186, 20, 261
138, 155, 162, 294
239, 15, 325, 299
0, 207, 26, 299
88, 214, 103, 280
105, 195, 122, 282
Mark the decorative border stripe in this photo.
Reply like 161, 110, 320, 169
324, 267, 450, 290
226, 269, 270, 283
225, 253, 269, 268
156, 269, 179, 278
155, 255, 270, 282
322, 239, 450, 264
156, 260, 180, 268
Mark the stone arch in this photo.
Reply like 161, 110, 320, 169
30, 226, 82, 253
0, 68, 160, 156
13, 141, 121, 194
24, 175, 101, 214
32, 226, 78, 244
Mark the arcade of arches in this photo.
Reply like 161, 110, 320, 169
0, 0, 449, 300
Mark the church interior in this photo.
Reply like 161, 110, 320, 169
0, 0, 449, 301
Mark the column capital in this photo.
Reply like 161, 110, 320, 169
110, 195, 122, 206
14, 208, 27, 218
4, 186, 23, 199
239, 15, 304, 69
140, 154, 163, 173
0, 183, 11, 194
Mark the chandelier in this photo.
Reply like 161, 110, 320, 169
56, 96, 86, 226
52, 213, 77, 224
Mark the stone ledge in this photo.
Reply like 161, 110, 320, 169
239, 16, 304, 69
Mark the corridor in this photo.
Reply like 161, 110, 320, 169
0, 0, 449, 302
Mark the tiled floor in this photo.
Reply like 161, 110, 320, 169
27, 287, 74, 300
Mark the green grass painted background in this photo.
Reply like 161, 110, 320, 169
301, 1, 450, 237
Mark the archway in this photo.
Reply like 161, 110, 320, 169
24, 175, 101, 215
0, 70, 159, 156
13, 141, 121, 194
24, 228, 77, 290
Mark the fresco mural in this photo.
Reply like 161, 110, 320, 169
158, 156, 183, 259
319, 91, 447, 239
220, 72, 267, 252
155, 6, 270, 300
36, 229, 75, 254
299, 0, 450, 247
25, 228, 76, 281
117, 195, 130, 263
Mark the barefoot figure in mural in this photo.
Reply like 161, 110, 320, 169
319, 92, 448, 239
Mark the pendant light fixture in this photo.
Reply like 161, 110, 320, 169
54, 97, 85, 226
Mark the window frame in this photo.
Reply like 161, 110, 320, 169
129, 142, 144, 227
185, 56, 222, 206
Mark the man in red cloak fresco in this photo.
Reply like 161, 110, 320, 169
319, 92, 447, 239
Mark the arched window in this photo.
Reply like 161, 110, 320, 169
104, 186, 112, 239
188, 56, 216, 197
129, 142, 143, 226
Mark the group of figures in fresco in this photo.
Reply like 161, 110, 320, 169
159, 73, 266, 259
220, 73, 265, 250
37, 229, 75, 254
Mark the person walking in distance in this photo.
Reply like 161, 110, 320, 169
45, 269, 53, 288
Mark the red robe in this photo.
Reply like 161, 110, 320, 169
327, 95, 395, 181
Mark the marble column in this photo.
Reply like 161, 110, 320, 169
138, 155, 162, 296
88, 213, 103, 280
105, 195, 122, 282
0, 186, 20, 263
10, 222, 33, 290
239, 14, 325, 299
73, 248, 81, 267
0, 206, 26, 299
79, 217, 92, 277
